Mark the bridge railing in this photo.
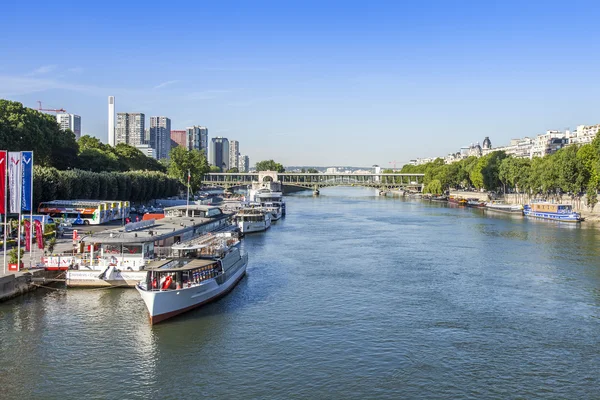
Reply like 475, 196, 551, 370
201, 172, 425, 189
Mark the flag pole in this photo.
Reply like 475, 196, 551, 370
17, 151, 22, 273
186, 169, 190, 217
2, 151, 7, 275
29, 152, 34, 268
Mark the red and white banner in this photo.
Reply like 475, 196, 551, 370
8, 152, 21, 213
0, 150, 6, 215
34, 220, 44, 249
24, 219, 31, 252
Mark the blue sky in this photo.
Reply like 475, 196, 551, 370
2, 0, 600, 166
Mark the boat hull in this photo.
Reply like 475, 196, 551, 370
66, 270, 146, 287
523, 210, 581, 222
237, 219, 271, 233
137, 260, 247, 324
485, 205, 523, 214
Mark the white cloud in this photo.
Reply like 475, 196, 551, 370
67, 66, 84, 74
153, 80, 180, 89
25, 65, 58, 76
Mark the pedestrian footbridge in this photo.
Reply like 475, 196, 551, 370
201, 171, 425, 192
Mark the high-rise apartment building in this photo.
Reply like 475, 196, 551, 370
229, 140, 240, 171
56, 113, 82, 139
108, 96, 115, 146
170, 130, 187, 148
210, 137, 229, 171
116, 113, 145, 146
238, 155, 250, 172
150, 116, 171, 159
185, 126, 208, 152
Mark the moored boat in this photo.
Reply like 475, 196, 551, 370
63, 205, 233, 287
466, 198, 486, 207
430, 195, 448, 202
448, 196, 467, 206
485, 200, 523, 213
523, 203, 582, 222
136, 234, 248, 324
261, 202, 283, 221
236, 208, 272, 233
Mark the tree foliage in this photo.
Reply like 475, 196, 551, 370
255, 160, 285, 172
167, 146, 210, 193
400, 132, 600, 208
32, 166, 180, 206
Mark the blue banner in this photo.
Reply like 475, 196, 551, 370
21, 151, 33, 212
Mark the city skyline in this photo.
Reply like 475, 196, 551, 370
2, 2, 600, 166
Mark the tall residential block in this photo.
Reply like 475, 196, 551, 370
56, 113, 82, 139
185, 126, 208, 153
108, 96, 115, 146
150, 116, 172, 159
210, 137, 229, 171
229, 140, 240, 171
170, 130, 187, 148
238, 155, 250, 172
116, 112, 145, 147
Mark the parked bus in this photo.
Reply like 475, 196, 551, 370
38, 200, 130, 225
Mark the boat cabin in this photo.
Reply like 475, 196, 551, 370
237, 209, 269, 222
531, 203, 573, 213
145, 259, 223, 291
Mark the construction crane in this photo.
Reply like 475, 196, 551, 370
36, 101, 66, 113
389, 160, 399, 169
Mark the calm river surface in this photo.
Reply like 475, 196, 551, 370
1, 187, 600, 399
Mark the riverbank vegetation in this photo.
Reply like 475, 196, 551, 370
1, 99, 186, 203
397, 132, 600, 207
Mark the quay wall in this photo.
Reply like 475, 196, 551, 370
449, 191, 600, 221
0, 270, 61, 303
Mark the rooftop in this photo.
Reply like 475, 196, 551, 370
82, 213, 230, 244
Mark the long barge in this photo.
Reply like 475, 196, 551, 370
60, 205, 234, 287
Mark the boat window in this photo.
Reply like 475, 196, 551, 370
103, 244, 121, 254
123, 244, 142, 254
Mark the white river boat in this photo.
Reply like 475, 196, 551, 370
136, 234, 247, 324
236, 208, 272, 233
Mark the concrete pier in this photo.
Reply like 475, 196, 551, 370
0, 269, 63, 302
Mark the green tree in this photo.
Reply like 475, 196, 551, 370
255, 160, 285, 172
424, 179, 443, 195
167, 146, 209, 193
307, 168, 319, 173
227, 167, 240, 173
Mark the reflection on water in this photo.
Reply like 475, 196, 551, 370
1, 187, 600, 399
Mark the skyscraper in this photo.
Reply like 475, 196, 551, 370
150, 116, 171, 159
108, 96, 115, 146
56, 113, 82, 139
116, 112, 145, 147
210, 137, 229, 171
238, 155, 250, 172
185, 126, 208, 153
229, 140, 239, 171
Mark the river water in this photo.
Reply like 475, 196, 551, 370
1, 187, 600, 399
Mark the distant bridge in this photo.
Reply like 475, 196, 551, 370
202, 171, 425, 192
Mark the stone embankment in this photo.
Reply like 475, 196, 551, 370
449, 191, 600, 222
0, 269, 62, 303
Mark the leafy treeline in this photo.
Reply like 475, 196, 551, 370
255, 160, 285, 172
399, 132, 600, 207
0, 99, 183, 204
400, 132, 600, 207
0, 99, 166, 172
33, 167, 180, 206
